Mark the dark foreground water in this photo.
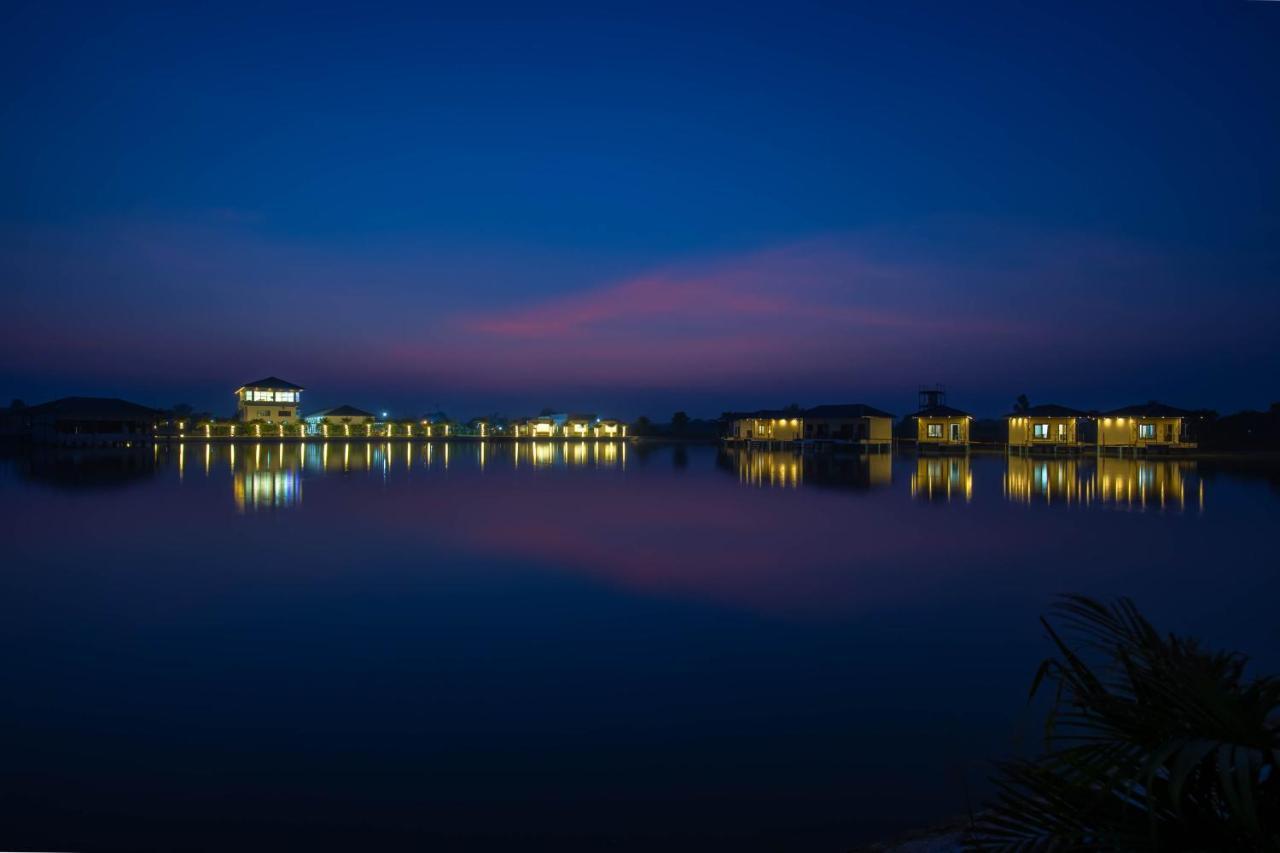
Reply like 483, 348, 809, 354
2, 441, 1278, 852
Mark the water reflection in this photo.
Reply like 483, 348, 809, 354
911, 456, 973, 503
8, 445, 160, 489
232, 442, 302, 512
1093, 457, 1200, 512
218, 440, 635, 511
1003, 457, 1086, 506
719, 447, 891, 491
1003, 456, 1203, 512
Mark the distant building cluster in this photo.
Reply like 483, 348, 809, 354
727, 388, 1199, 456
0, 376, 1200, 454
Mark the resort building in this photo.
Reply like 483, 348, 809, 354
729, 411, 804, 443
801, 404, 893, 447
1006, 404, 1089, 454
236, 377, 303, 424
728, 403, 893, 447
514, 415, 559, 438
20, 396, 162, 446
304, 405, 375, 436
908, 387, 971, 451
1097, 402, 1197, 453
564, 414, 596, 438
595, 419, 626, 438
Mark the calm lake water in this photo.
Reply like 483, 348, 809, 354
2, 441, 1278, 851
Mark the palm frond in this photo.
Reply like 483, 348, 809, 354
969, 595, 1280, 852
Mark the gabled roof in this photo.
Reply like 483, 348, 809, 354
308, 405, 373, 418
1006, 404, 1088, 418
24, 396, 163, 420
728, 409, 800, 421
912, 404, 972, 419
1106, 401, 1193, 418
804, 403, 894, 419
237, 376, 303, 391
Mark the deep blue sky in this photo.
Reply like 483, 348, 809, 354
3, 1, 1278, 419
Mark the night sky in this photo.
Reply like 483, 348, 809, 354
3, 2, 1278, 419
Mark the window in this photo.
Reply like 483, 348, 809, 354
278, 410, 291, 417
1138, 423, 1156, 439
1058, 422, 1068, 440
1033, 423, 1050, 439
950, 422, 962, 441
927, 423, 943, 438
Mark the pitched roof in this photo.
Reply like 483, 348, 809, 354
803, 403, 894, 419
727, 408, 802, 419
1106, 401, 1193, 418
308, 405, 373, 418
24, 396, 163, 420
237, 376, 303, 391
1006, 404, 1088, 418
912, 404, 972, 419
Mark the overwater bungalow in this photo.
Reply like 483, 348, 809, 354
235, 377, 303, 424
303, 405, 375, 436
910, 387, 971, 452
727, 403, 892, 447
801, 404, 893, 449
728, 411, 803, 444
912, 405, 972, 451
1006, 404, 1089, 454
1097, 402, 1197, 454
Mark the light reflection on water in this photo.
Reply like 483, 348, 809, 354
150, 441, 1216, 513
1, 442, 1278, 851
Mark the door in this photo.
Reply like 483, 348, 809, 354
949, 422, 961, 442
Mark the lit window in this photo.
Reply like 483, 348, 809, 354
1138, 423, 1156, 439
926, 423, 943, 438
1033, 423, 1050, 439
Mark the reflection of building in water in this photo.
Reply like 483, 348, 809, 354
232, 442, 303, 512
734, 447, 801, 487
910, 456, 973, 502
1003, 456, 1203, 511
721, 447, 891, 491
1004, 457, 1088, 505
513, 440, 626, 469
1094, 457, 1199, 511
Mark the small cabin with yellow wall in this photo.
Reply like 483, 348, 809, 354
912, 405, 971, 451
801, 404, 894, 448
1007, 404, 1087, 454
595, 419, 626, 438
729, 411, 804, 443
1097, 403, 1196, 454
564, 414, 596, 438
